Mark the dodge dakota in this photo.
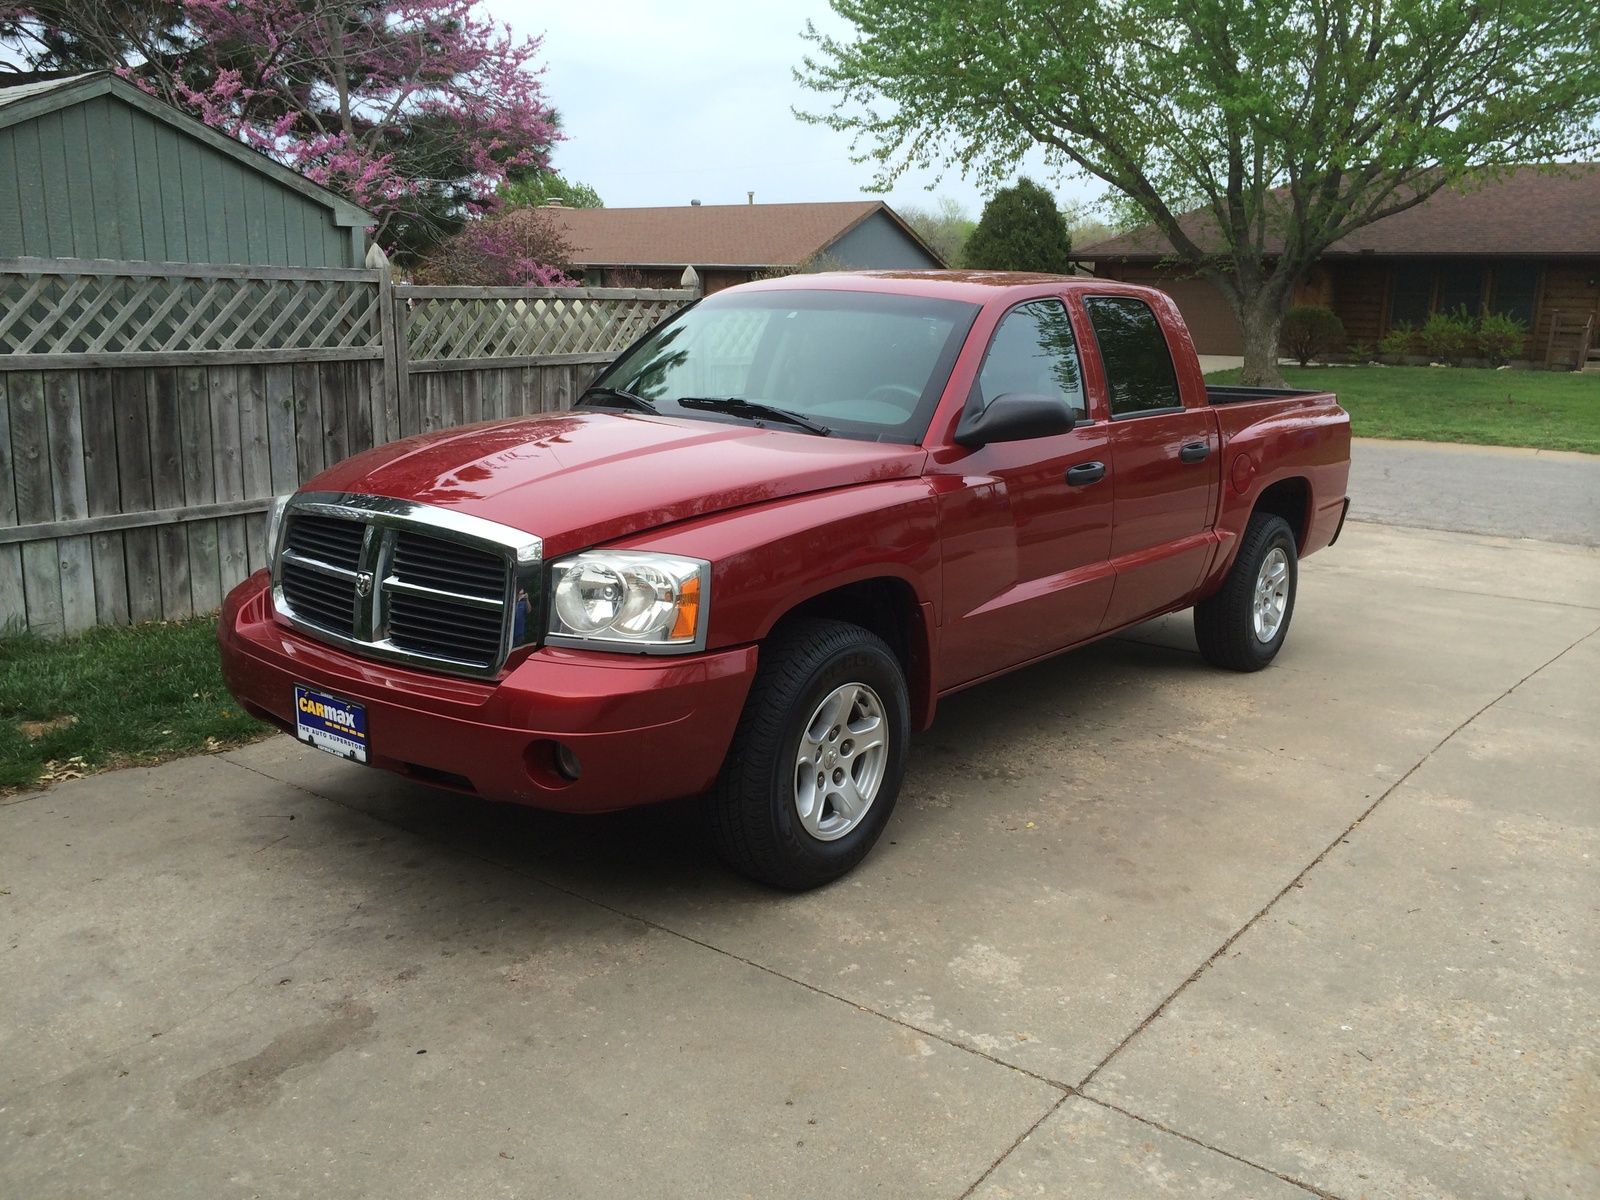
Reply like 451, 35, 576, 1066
219, 272, 1352, 888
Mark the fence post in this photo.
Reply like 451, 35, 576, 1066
679, 265, 703, 298
368, 242, 400, 444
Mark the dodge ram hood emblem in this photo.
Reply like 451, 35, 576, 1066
355, 571, 374, 598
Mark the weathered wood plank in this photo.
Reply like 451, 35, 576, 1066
217, 515, 250, 593
21, 540, 64, 636
7, 370, 65, 633
178, 365, 222, 614
44, 372, 96, 633
0, 375, 24, 630
209, 365, 250, 593
292, 361, 325, 481
263, 364, 299, 493
392, 292, 416, 437
116, 371, 160, 623
0, 256, 377, 282
405, 352, 616, 373
348, 360, 375, 454
0, 347, 385, 372
0, 495, 277, 545
236, 364, 272, 576
395, 285, 692, 301
78, 369, 129, 625
147, 367, 192, 619
318, 361, 349, 466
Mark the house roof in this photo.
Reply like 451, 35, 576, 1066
0, 73, 373, 227
1075, 165, 1600, 261
546, 200, 944, 269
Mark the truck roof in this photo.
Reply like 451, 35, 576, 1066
730, 270, 1148, 305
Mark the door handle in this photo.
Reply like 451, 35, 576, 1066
1065, 461, 1106, 486
1179, 441, 1212, 463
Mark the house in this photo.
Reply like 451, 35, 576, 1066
1073, 165, 1600, 366
545, 200, 945, 292
0, 73, 373, 267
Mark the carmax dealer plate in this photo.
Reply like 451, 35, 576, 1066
294, 685, 369, 764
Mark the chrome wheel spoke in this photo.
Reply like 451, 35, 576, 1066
792, 681, 888, 842
1251, 546, 1291, 643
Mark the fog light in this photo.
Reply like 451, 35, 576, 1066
554, 743, 582, 781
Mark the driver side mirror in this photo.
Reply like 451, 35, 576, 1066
954, 392, 1078, 447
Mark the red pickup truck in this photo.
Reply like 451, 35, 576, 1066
219, 272, 1350, 888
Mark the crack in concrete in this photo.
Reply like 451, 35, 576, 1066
954, 1092, 1072, 1199
1080, 1096, 1339, 1199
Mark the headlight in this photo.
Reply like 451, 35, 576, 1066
547, 551, 709, 653
264, 493, 293, 561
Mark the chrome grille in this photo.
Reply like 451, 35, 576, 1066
270, 494, 543, 679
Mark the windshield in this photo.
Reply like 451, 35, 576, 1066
591, 288, 979, 442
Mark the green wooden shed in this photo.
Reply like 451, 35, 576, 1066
0, 73, 373, 267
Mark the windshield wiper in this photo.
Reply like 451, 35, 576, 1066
579, 385, 657, 414
675, 396, 832, 436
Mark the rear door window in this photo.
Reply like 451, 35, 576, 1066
1085, 297, 1183, 417
974, 299, 1086, 419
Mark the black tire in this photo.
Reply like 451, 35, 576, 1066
1194, 513, 1299, 671
707, 618, 909, 890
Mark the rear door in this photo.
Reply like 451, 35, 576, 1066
932, 297, 1116, 687
1081, 295, 1218, 630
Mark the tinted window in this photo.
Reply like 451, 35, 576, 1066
1387, 263, 1434, 327
1085, 297, 1182, 417
1490, 261, 1541, 325
598, 289, 979, 443
1435, 263, 1484, 317
975, 299, 1086, 419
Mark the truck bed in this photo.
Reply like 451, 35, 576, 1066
1205, 385, 1329, 405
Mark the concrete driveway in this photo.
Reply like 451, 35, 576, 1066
3, 522, 1597, 1199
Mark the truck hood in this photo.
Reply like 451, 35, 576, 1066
307, 410, 928, 555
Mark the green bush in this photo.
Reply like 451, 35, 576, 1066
1347, 340, 1376, 362
1378, 324, 1417, 360
1476, 311, 1529, 365
1280, 305, 1346, 367
1419, 308, 1476, 364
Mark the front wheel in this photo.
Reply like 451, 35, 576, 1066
1194, 513, 1299, 671
706, 619, 908, 889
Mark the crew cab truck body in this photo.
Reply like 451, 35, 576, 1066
219, 272, 1351, 888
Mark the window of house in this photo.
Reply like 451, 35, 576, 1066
974, 299, 1086, 419
1490, 261, 1541, 325
1435, 263, 1485, 317
1386, 264, 1434, 328
1085, 296, 1182, 417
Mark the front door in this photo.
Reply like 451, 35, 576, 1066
1082, 295, 1217, 630
932, 298, 1116, 688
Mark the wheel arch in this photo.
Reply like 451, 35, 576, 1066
765, 575, 938, 732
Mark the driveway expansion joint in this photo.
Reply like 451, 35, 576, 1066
1074, 619, 1600, 1097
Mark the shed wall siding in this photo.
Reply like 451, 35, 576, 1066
0, 95, 358, 267
824, 212, 942, 269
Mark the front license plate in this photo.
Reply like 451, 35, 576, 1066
293, 685, 369, 764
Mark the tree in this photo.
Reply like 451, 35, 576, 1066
502, 169, 603, 210
0, 1, 561, 261
415, 206, 575, 286
963, 178, 1072, 273
797, 0, 1600, 385
896, 195, 974, 265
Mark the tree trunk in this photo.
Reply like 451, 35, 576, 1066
1237, 288, 1289, 387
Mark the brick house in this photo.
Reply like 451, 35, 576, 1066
544, 200, 944, 293
1073, 165, 1600, 367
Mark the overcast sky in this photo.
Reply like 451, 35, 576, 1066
496, 0, 1103, 220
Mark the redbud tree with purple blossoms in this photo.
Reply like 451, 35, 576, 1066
0, 1, 564, 271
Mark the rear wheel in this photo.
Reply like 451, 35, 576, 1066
706, 618, 908, 890
1194, 513, 1298, 671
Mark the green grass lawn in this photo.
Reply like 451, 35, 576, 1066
1, 617, 269, 793
1203, 365, 1600, 454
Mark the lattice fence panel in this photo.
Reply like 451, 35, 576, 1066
403, 294, 688, 363
0, 266, 381, 357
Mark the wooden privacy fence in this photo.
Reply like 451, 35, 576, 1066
0, 255, 694, 636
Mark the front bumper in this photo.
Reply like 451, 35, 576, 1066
219, 571, 758, 812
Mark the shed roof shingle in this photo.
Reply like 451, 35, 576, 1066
547, 200, 933, 267
1076, 165, 1600, 260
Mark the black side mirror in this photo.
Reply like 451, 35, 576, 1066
954, 392, 1078, 447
